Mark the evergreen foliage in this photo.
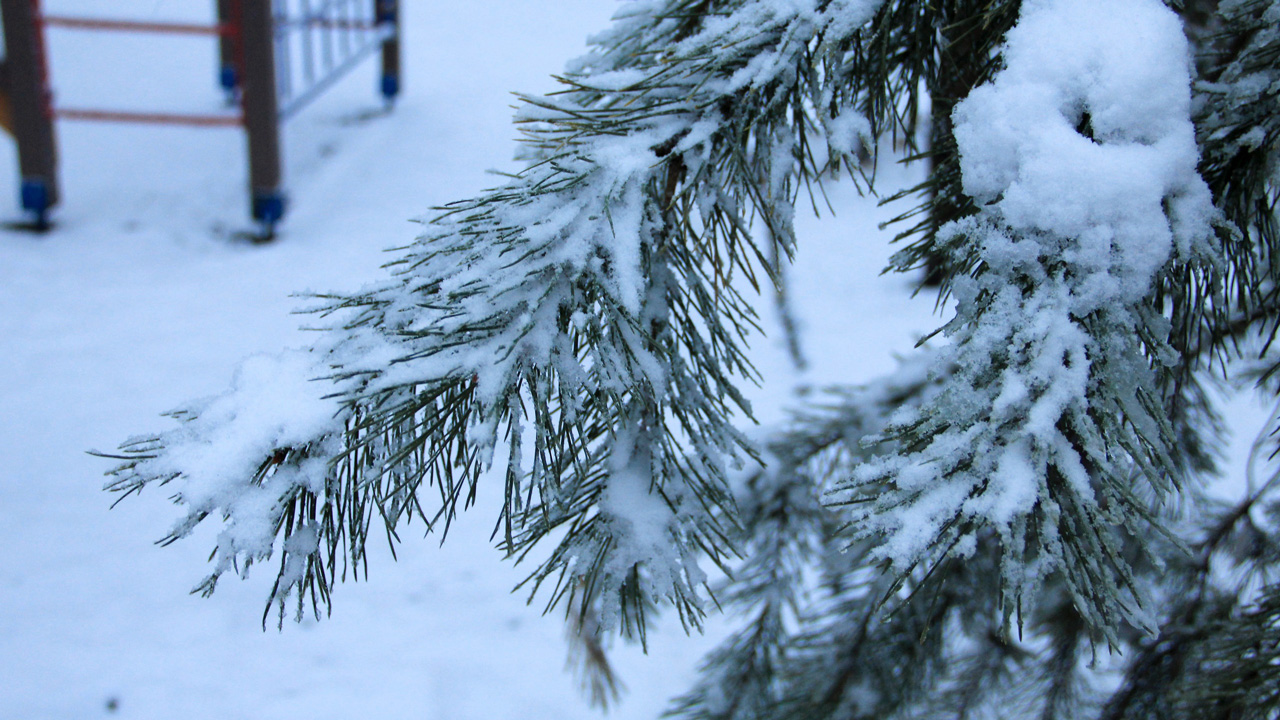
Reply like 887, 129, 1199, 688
102, 0, 1280, 716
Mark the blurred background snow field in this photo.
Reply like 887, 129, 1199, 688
0, 2, 1265, 719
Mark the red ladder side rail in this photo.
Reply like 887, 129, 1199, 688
55, 109, 243, 127
35, 11, 243, 127
39, 16, 234, 36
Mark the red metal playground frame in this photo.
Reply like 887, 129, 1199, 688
0, 0, 401, 235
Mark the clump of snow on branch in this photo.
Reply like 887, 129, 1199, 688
842, 0, 1218, 633
108, 350, 344, 601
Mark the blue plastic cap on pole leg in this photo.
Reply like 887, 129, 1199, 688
252, 191, 286, 235
21, 179, 47, 212
219, 64, 238, 93
21, 179, 50, 228
381, 73, 400, 101
252, 191, 286, 222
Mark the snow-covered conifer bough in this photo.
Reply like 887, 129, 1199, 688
838, 0, 1218, 640
105, 0, 889, 638
100, 0, 1280, 716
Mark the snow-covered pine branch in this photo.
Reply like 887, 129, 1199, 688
106, 0, 889, 633
669, 352, 944, 719
836, 0, 1220, 638
101, 0, 1280, 716
1196, 0, 1280, 373
668, 2, 1280, 717
108, 0, 1228, 655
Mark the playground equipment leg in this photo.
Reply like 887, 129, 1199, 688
375, 0, 400, 102
240, 0, 286, 234
1, 0, 59, 228
216, 0, 239, 98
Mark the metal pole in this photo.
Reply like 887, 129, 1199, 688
375, 0, 398, 103
0, 0, 58, 227
240, 0, 284, 232
216, 0, 238, 98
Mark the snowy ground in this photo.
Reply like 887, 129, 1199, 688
0, 2, 1268, 719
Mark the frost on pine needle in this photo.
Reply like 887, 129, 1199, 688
839, 0, 1219, 637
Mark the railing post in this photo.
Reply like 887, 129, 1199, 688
0, 0, 59, 228
375, 0, 399, 103
216, 0, 238, 98
239, 0, 284, 233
